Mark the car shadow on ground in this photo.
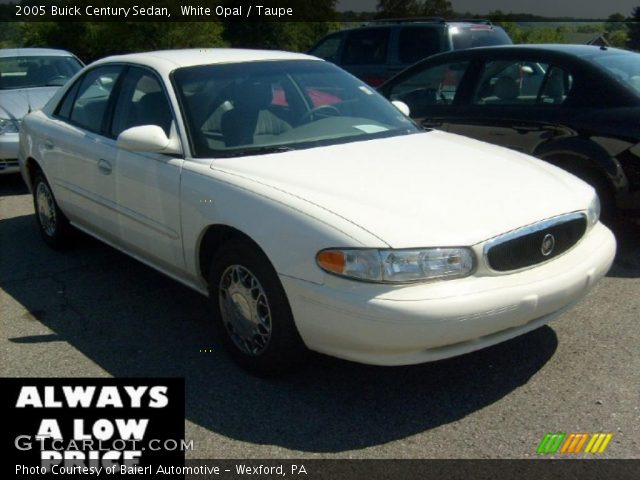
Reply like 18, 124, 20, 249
1, 210, 559, 452
606, 217, 640, 279
0, 173, 29, 197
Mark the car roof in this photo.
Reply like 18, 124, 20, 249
434, 43, 630, 58
92, 48, 320, 74
329, 20, 501, 34
331, 22, 447, 34
0, 48, 77, 58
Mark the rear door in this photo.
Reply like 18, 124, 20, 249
392, 25, 446, 75
45, 65, 124, 233
445, 58, 576, 154
340, 27, 392, 86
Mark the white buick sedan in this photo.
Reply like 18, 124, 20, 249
19, 49, 616, 373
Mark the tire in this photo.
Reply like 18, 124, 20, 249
208, 241, 308, 375
32, 171, 74, 249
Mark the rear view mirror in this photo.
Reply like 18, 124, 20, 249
117, 125, 182, 155
391, 100, 411, 116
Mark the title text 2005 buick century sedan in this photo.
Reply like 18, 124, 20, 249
19, 49, 616, 373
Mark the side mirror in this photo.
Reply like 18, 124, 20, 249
391, 100, 411, 117
117, 125, 181, 155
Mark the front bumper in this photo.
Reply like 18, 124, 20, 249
281, 222, 616, 366
0, 133, 19, 174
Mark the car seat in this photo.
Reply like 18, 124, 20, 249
221, 79, 291, 147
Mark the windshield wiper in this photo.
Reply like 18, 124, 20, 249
218, 145, 295, 158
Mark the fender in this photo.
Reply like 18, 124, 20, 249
534, 136, 620, 180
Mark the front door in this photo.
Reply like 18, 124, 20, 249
105, 67, 185, 275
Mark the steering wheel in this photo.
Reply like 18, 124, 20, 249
299, 104, 340, 123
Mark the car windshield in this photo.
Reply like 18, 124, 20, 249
591, 51, 640, 95
0, 55, 82, 90
172, 60, 419, 158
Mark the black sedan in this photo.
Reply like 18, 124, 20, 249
379, 44, 640, 216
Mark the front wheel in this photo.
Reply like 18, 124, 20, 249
208, 241, 308, 375
32, 172, 73, 249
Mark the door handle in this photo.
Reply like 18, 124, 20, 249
97, 158, 112, 175
43, 139, 54, 150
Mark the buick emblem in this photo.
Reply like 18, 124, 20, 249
541, 233, 555, 257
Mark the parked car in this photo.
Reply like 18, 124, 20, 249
308, 19, 512, 86
379, 44, 640, 216
19, 49, 615, 373
0, 48, 83, 175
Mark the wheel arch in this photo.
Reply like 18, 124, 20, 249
538, 150, 619, 214
24, 156, 44, 190
197, 224, 273, 285
534, 138, 618, 180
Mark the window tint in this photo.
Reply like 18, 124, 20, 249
0, 55, 82, 90
111, 67, 173, 138
539, 66, 574, 104
342, 29, 390, 66
591, 52, 640, 94
473, 60, 571, 106
398, 27, 443, 65
56, 80, 81, 120
388, 61, 470, 116
69, 66, 122, 133
309, 33, 342, 63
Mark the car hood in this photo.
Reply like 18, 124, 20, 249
210, 130, 593, 248
0, 87, 59, 120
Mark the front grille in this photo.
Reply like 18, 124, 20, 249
485, 214, 587, 272
0, 159, 19, 171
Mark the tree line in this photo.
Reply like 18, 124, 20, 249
1, 0, 640, 62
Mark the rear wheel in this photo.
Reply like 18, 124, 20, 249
208, 241, 308, 375
32, 172, 73, 249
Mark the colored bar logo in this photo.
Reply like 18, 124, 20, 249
537, 432, 613, 454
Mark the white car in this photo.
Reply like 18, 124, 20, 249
1, 48, 82, 174
19, 49, 616, 373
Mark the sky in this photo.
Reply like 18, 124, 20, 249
338, 0, 638, 18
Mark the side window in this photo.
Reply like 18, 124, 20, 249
539, 66, 574, 105
56, 80, 81, 120
309, 33, 342, 63
388, 61, 470, 116
473, 60, 571, 106
451, 26, 513, 50
398, 27, 443, 65
69, 66, 122, 134
111, 67, 173, 138
342, 29, 390, 66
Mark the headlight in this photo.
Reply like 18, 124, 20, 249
586, 194, 600, 227
0, 118, 20, 135
317, 247, 475, 283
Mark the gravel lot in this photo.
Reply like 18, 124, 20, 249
1, 173, 638, 459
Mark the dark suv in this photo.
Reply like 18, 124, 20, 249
308, 19, 512, 86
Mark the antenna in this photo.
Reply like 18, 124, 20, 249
17, 46, 33, 114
